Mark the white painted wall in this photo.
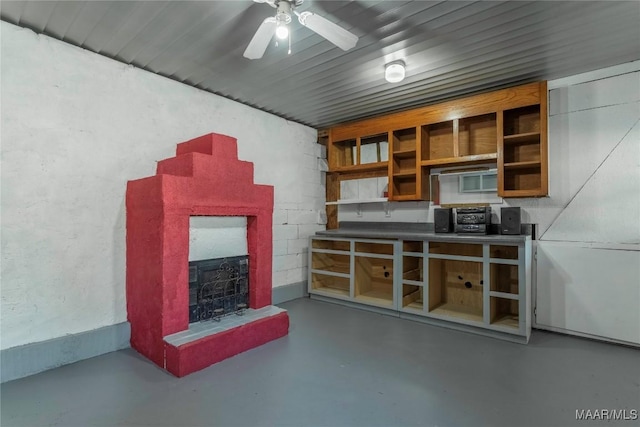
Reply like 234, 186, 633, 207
338, 61, 640, 344
0, 22, 324, 350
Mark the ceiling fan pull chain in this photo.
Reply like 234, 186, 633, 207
288, 32, 292, 55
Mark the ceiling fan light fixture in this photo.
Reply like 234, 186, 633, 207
276, 24, 289, 40
385, 61, 406, 83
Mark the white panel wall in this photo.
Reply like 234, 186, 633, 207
533, 66, 640, 345
536, 242, 640, 345
0, 23, 323, 350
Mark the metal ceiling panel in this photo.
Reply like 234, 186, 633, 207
2, 0, 639, 129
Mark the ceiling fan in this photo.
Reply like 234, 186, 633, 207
243, 0, 358, 60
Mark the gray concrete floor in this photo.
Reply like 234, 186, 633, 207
1, 298, 639, 427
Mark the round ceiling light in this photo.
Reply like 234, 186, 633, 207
276, 24, 289, 40
385, 61, 406, 83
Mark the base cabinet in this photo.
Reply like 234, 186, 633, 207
309, 236, 532, 343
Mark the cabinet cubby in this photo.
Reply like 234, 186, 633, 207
311, 273, 350, 297
354, 241, 394, 255
312, 252, 350, 274
458, 113, 497, 157
392, 128, 417, 152
392, 175, 417, 198
504, 106, 540, 135
428, 258, 484, 322
312, 240, 350, 251
429, 242, 483, 257
491, 296, 519, 329
361, 133, 389, 164
402, 285, 423, 310
331, 139, 357, 169
354, 256, 394, 306
393, 156, 417, 174
423, 121, 454, 160
490, 263, 519, 295
403, 241, 423, 253
402, 256, 423, 281
503, 166, 542, 192
490, 245, 518, 260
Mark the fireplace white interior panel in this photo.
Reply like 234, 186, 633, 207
189, 216, 248, 261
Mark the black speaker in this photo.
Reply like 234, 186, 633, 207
434, 208, 454, 233
501, 207, 521, 235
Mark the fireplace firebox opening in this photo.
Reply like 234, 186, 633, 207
189, 255, 249, 323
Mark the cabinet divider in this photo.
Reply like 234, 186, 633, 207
310, 269, 351, 279
490, 291, 519, 300
452, 118, 460, 158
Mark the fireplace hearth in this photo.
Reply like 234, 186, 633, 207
189, 255, 249, 323
126, 132, 289, 377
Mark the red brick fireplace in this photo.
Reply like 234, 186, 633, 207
126, 133, 289, 377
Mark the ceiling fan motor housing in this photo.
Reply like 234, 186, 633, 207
276, 1, 293, 25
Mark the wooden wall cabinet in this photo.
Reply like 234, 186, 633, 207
327, 82, 548, 202
310, 236, 532, 343
499, 104, 548, 197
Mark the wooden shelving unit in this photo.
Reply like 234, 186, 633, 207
325, 82, 548, 215
388, 127, 428, 200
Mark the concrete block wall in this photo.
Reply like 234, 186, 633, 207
0, 22, 323, 351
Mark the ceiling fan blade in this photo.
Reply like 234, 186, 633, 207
297, 11, 358, 51
243, 17, 277, 60
253, 0, 276, 7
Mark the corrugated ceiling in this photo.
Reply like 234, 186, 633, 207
2, 1, 639, 129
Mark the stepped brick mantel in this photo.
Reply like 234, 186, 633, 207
126, 133, 289, 377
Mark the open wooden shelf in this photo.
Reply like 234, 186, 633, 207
459, 113, 497, 157
490, 245, 519, 260
503, 166, 542, 192
393, 170, 417, 178
429, 241, 483, 257
325, 197, 388, 206
402, 285, 423, 310
312, 240, 350, 251
503, 132, 541, 144
393, 149, 417, 158
421, 153, 498, 167
423, 121, 454, 160
491, 296, 519, 329
311, 273, 350, 297
392, 155, 417, 174
312, 252, 350, 274
403, 256, 423, 281
504, 160, 542, 169
430, 303, 483, 323
490, 263, 519, 295
332, 162, 388, 173
355, 289, 394, 306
